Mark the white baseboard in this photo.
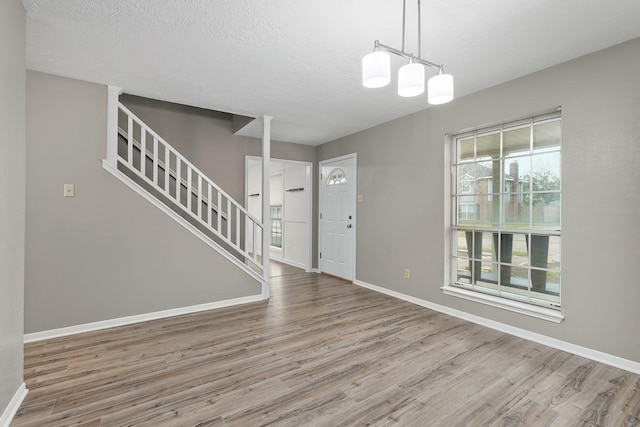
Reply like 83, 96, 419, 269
270, 250, 310, 272
24, 294, 264, 343
353, 279, 640, 375
280, 257, 308, 271
0, 383, 27, 427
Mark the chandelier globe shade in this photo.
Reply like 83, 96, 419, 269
427, 72, 454, 105
398, 62, 425, 97
362, 51, 391, 88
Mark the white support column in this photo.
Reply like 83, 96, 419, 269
261, 115, 273, 299
106, 86, 123, 167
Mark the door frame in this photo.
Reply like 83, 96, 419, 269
245, 156, 314, 272
318, 153, 357, 281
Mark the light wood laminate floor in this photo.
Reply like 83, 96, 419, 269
13, 263, 640, 426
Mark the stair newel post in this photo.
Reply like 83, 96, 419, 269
106, 86, 123, 167
261, 115, 273, 299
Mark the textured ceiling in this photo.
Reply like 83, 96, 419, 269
22, 0, 640, 145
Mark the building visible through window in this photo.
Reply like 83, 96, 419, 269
451, 113, 561, 309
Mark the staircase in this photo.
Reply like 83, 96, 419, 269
102, 87, 267, 288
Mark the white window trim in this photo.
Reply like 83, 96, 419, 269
441, 285, 564, 323
270, 205, 283, 250
445, 110, 563, 322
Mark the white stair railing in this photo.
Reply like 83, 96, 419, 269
104, 98, 264, 281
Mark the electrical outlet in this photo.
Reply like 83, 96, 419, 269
404, 268, 411, 279
63, 184, 75, 197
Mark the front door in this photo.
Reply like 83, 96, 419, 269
319, 155, 356, 280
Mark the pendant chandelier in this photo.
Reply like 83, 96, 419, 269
362, 0, 454, 105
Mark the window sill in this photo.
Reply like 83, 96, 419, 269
441, 285, 564, 323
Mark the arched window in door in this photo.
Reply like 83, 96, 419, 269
327, 168, 347, 185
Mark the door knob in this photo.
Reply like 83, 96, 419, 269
347, 224, 352, 229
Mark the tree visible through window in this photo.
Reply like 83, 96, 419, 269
451, 113, 561, 309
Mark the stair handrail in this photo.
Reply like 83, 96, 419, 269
117, 125, 230, 221
108, 100, 264, 277
117, 103, 262, 226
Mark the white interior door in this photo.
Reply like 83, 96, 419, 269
320, 155, 356, 280
283, 162, 310, 268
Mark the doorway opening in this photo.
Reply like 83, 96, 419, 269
245, 157, 313, 272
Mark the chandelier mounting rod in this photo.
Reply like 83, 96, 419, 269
374, 40, 442, 72
401, 0, 406, 52
418, 0, 422, 58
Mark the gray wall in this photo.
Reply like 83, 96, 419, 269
318, 38, 640, 363
0, 0, 26, 419
25, 71, 261, 333
120, 95, 317, 204
0, 0, 26, 415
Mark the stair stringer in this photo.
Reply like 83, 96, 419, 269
102, 160, 266, 286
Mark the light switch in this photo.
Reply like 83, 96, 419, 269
64, 184, 75, 197
357, 194, 364, 203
